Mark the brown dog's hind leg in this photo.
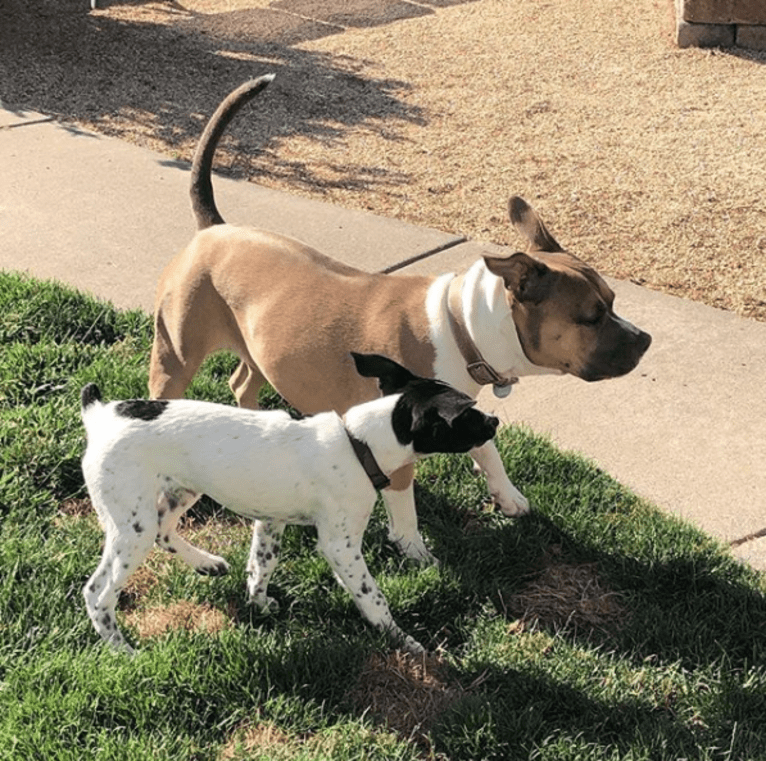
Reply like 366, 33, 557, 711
229, 361, 266, 409
148, 311, 207, 399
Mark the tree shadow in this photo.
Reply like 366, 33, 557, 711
0, 0, 430, 193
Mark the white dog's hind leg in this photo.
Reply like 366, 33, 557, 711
246, 520, 285, 610
382, 467, 438, 565
83, 518, 155, 653
155, 485, 230, 576
470, 441, 529, 516
317, 527, 424, 655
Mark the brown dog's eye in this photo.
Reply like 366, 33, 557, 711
577, 305, 605, 326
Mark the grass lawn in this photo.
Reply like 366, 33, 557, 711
1, 270, 765, 760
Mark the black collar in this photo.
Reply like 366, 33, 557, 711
345, 430, 391, 491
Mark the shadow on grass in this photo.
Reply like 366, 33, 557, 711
413, 447, 766, 674
430, 667, 704, 760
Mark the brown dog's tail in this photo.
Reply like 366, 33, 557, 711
190, 74, 276, 230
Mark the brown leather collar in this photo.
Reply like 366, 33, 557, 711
345, 430, 391, 491
447, 275, 518, 390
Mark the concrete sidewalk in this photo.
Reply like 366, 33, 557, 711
3, 108, 765, 572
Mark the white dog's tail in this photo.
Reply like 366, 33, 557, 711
80, 383, 108, 441
190, 74, 276, 231
81, 383, 102, 410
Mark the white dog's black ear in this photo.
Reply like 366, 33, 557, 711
412, 392, 476, 427
439, 395, 477, 425
351, 353, 418, 395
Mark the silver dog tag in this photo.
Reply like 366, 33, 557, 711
493, 383, 513, 399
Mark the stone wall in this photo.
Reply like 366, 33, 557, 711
676, 0, 766, 49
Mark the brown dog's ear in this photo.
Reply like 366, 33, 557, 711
508, 196, 564, 254
484, 252, 553, 305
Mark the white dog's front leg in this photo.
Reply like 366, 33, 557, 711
382, 481, 438, 566
318, 528, 424, 655
471, 440, 530, 516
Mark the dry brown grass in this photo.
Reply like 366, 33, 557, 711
3, 0, 764, 318
116, 514, 249, 636
218, 720, 407, 761
57, 499, 247, 639
218, 721, 294, 761
506, 546, 629, 636
123, 598, 234, 638
349, 650, 464, 744
216, 654, 464, 757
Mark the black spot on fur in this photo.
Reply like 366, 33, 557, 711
133, 522, 144, 534
116, 399, 169, 422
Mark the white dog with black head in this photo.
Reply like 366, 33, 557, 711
80, 353, 499, 654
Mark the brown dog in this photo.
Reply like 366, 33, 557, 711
150, 76, 651, 576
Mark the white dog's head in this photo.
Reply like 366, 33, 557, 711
351, 352, 499, 454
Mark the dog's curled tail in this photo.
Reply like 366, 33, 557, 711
190, 74, 276, 231
81, 383, 102, 410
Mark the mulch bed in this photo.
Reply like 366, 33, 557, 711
2, 0, 764, 319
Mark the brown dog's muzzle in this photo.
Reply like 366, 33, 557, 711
580, 320, 652, 382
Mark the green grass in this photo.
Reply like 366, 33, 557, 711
1, 270, 766, 760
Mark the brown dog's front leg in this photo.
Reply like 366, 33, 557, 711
471, 441, 530, 516
382, 465, 438, 565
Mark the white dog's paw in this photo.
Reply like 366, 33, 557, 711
106, 636, 136, 656
195, 556, 230, 576
493, 483, 530, 517
401, 635, 426, 656
249, 595, 280, 615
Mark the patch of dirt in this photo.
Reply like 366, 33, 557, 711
2, 0, 764, 320
219, 722, 294, 761
506, 546, 629, 636
349, 650, 463, 746
58, 497, 94, 518
123, 598, 235, 637
119, 563, 166, 610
